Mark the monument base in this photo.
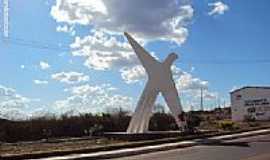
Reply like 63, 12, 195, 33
102, 131, 183, 141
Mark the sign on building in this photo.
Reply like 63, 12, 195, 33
231, 86, 270, 121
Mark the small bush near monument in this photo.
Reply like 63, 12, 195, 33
218, 120, 239, 131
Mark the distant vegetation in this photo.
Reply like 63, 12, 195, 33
1, 111, 129, 143
0, 109, 179, 142
0, 107, 231, 143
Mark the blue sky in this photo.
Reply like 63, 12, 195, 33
1, 0, 270, 119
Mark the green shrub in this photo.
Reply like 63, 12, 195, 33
244, 115, 256, 122
248, 122, 260, 127
218, 120, 238, 131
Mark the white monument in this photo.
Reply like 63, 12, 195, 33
124, 32, 185, 133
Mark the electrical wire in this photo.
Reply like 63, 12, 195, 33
2, 36, 70, 51
2, 36, 270, 65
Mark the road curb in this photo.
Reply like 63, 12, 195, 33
212, 129, 270, 141
29, 129, 270, 160
35, 141, 197, 160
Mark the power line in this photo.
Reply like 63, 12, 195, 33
2, 37, 270, 65
2, 37, 70, 51
179, 59, 270, 65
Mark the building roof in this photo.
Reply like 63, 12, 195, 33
230, 86, 270, 94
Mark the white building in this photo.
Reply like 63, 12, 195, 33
231, 86, 270, 121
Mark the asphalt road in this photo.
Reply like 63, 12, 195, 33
109, 134, 270, 160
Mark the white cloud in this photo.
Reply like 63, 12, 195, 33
204, 91, 218, 100
0, 85, 30, 104
56, 25, 68, 32
185, 89, 218, 100
0, 85, 32, 120
0, 108, 30, 120
33, 80, 48, 85
118, 64, 208, 92
70, 30, 138, 70
118, 64, 217, 104
120, 65, 146, 84
56, 25, 76, 36
171, 66, 219, 102
54, 84, 133, 114
51, 0, 108, 25
175, 72, 208, 91
208, 1, 229, 16
51, 71, 89, 84
51, 0, 193, 45
172, 70, 219, 109
40, 61, 51, 70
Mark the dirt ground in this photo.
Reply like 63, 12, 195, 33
2, 121, 270, 157
0, 138, 124, 156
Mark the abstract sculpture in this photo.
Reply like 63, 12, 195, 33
124, 32, 185, 133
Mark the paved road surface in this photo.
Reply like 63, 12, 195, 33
109, 134, 270, 160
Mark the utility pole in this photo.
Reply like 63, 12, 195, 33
190, 105, 194, 111
218, 98, 221, 108
200, 88, 204, 111
3, 0, 10, 42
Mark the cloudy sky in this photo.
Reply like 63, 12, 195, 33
1, 0, 270, 119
